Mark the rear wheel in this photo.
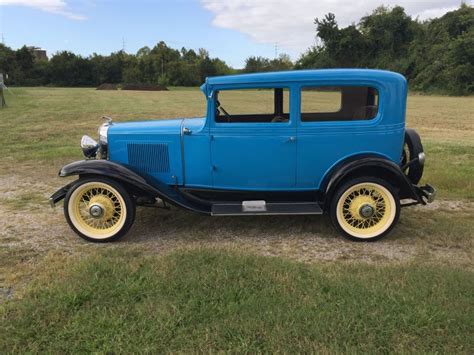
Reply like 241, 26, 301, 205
330, 177, 400, 241
64, 177, 135, 242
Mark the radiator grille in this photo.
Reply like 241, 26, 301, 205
127, 143, 170, 173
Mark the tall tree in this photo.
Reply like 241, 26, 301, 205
296, 4, 474, 94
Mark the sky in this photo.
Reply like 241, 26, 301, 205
0, 0, 471, 68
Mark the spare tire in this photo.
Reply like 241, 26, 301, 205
401, 128, 424, 185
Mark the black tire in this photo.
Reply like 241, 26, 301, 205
403, 128, 424, 185
330, 176, 401, 242
64, 177, 136, 243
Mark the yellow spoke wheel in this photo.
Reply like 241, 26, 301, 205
65, 179, 134, 242
332, 179, 399, 241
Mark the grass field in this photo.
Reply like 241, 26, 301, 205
1, 87, 473, 353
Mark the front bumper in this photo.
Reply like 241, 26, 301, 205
49, 181, 76, 207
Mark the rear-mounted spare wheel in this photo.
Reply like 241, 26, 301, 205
401, 128, 424, 185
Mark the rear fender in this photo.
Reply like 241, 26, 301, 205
321, 155, 421, 208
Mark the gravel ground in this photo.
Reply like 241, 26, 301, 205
1, 167, 473, 302
1, 168, 472, 269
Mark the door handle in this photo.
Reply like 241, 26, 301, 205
182, 127, 192, 135
288, 136, 296, 142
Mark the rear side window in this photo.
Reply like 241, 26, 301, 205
301, 86, 379, 122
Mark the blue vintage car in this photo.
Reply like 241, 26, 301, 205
50, 69, 435, 242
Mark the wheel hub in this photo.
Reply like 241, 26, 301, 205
88, 195, 115, 220
89, 204, 104, 218
359, 204, 375, 218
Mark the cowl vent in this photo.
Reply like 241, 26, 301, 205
127, 143, 170, 173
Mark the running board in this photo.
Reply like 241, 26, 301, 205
211, 201, 323, 216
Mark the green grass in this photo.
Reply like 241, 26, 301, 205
1, 249, 472, 353
1, 87, 473, 353
0, 87, 205, 161
422, 142, 474, 200
0, 191, 45, 210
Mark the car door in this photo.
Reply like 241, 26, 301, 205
295, 83, 399, 189
210, 86, 296, 190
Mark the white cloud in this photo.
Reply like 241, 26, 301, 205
0, 0, 86, 20
415, 6, 460, 21
202, 0, 473, 57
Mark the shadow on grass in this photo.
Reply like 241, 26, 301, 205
123, 207, 335, 244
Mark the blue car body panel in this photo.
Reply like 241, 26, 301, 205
108, 119, 185, 185
107, 69, 407, 192
182, 117, 211, 187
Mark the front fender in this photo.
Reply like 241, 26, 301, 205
51, 160, 211, 214
59, 160, 156, 195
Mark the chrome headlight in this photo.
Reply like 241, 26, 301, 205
97, 116, 112, 159
81, 135, 99, 158
98, 123, 109, 144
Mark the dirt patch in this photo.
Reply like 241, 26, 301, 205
1, 165, 473, 301
413, 199, 473, 211
0, 168, 471, 264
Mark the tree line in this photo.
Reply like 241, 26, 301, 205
0, 42, 235, 87
0, 4, 472, 94
296, 3, 473, 95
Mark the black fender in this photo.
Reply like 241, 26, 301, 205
50, 160, 211, 214
320, 154, 421, 208
59, 160, 157, 195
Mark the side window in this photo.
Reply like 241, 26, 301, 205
301, 86, 379, 122
215, 88, 290, 123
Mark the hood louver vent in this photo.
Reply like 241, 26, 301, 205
127, 143, 170, 173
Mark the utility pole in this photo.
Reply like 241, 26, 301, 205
0, 73, 6, 108
274, 42, 278, 59
122, 37, 126, 52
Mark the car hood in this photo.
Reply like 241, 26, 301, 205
107, 117, 206, 186
109, 117, 205, 135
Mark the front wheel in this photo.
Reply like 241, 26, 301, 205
330, 177, 400, 242
64, 177, 135, 242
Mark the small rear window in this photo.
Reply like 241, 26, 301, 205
301, 86, 379, 122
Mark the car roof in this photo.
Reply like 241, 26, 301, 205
203, 69, 406, 88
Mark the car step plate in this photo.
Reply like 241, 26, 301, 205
211, 201, 323, 216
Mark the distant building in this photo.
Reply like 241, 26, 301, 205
27, 46, 48, 61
